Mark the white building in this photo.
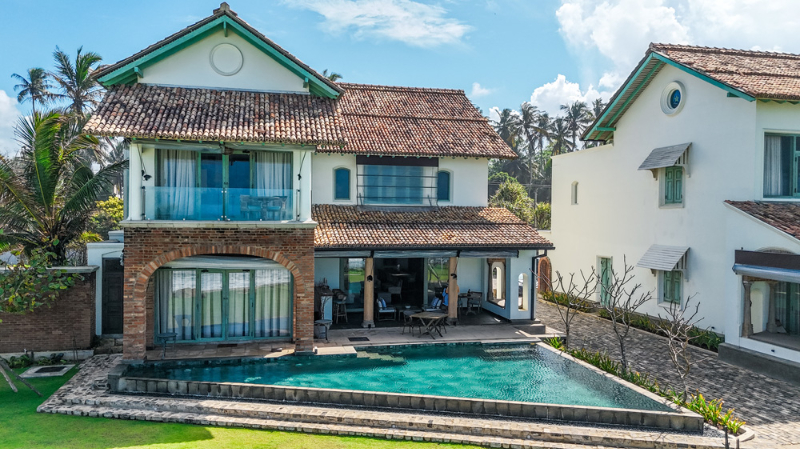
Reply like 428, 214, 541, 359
548, 44, 800, 379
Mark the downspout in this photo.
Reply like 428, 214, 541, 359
296, 151, 308, 221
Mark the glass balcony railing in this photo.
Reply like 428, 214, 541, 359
143, 186, 295, 221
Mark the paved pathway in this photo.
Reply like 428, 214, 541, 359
532, 300, 800, 448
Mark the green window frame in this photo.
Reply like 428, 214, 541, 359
763, 134, 800, 198
599, 258, 612, 306
664, 166, 683, 204
662, 270, 682, 304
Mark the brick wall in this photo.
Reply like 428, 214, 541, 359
0, 271, 96, 353
122, 225, 315, 361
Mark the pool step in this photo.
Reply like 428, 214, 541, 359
43, 393, 730, 449
356, 352, 406, 363
39, 402, 633, 449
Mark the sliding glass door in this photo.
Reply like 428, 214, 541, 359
156, 267, 292, 342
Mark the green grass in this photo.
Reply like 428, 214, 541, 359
0, 367, 477, 449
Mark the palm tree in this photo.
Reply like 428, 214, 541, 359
11, 68, 55, 115
321, 69, 343, 82
50, 47, 103, 116
590, 98, 606, 121
560, 101, 591, 151
549, 117, 573, 156
491, 108, 521, 149
533, 112, 551, 154
0, 110, 126, 263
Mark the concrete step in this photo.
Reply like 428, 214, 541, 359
40, 402, 622, 449
44, 392, 729, 449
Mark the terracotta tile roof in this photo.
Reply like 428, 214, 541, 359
84, 84, 344, 145
317, 83, 516, 159
313, 204, 553, 250
650, 43, 800, 100
726, 201, 800, 241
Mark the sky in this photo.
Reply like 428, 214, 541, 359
2, 0, 800, 156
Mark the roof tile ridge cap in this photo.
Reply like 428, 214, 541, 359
650, 42, 800, 59
340, 112, 487, 121
339, 82, 466, 94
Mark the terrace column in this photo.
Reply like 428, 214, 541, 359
448, 257, 460, 324
362, 257, 375, 328
741, 279, 753, 337
127, 143, 142, 220
766, 281, 779, 333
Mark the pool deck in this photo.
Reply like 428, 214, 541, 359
144, 322, 558, 361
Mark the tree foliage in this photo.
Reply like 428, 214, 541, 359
0, 237, 80, 318
87, 197, 124, 240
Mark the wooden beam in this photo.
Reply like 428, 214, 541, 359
362, 258, 375, 328
448, 257, 460, 323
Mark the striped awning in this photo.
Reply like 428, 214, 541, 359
638, 143, 691, 171
636, 245, 689, 271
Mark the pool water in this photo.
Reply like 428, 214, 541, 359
128, 344, 672, 411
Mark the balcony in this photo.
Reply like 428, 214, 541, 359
143, 186, 295, 221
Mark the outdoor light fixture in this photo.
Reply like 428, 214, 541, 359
367, 275, 373, 282
450, 273, 457, 279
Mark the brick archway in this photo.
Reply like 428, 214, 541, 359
122, 226, 316, 361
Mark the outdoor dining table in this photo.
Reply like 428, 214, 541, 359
410, 311, 447, 339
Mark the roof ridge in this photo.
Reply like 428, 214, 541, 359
340, 112, 488, 122
650, 42, 800, 60
339, 82, 466, 95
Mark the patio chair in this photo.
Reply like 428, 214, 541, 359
466, 292, 483, 315
401, 310, 421, 335
376, 298, 398, 321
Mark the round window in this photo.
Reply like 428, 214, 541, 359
209, 43, 244, 76
660, 81, 685, 116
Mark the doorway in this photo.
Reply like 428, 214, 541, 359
102, 258, 125, 335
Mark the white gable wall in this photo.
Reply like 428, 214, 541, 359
141, 30, 309, 93
549, 63, 758, 334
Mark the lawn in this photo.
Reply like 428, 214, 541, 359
0, 366, 477, 449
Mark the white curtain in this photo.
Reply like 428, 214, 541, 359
159, 149, 196, 219
254, 151, 292, 194
200, 272, 223, 339
227, 272, 251, 338
764, 136, 784, 196
157, 269, 196, 341
254, 268, 292, 337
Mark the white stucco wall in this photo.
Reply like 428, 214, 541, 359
549, 63, 759, 335
311, 154, 489, 207
141, 30, 309, 93
86, 241, 124, 335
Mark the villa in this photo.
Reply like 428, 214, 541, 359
84, 3, 553, 362
548, 43, 800, 380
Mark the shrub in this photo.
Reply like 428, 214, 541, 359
542, 290, 592, 312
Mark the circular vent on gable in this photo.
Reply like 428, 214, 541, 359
209, 43, 244, 76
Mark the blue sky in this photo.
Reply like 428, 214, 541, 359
2, 0, 800, 156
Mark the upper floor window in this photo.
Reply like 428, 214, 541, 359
334, 167, 351, 200
764, 134, 800, 197
151, 148, 293, 221
663, 166, 684, 205
356, 156, 437, 205
437, 170, 451, 202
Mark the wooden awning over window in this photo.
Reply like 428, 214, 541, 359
636, 245, 689, 271
638, 143, 691, 175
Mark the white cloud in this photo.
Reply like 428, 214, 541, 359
529, 74, 606, 117
286, 0, 471, 47
469, 82, 492, 98
0, 91, 20, 158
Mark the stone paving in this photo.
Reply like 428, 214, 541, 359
40, 355, 735, 449
533, 299, 800, 448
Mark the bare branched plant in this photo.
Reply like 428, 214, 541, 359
658, 295, 702, 403
551, 269, 597, 350
598, 256, 653, 375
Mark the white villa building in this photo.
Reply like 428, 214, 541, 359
548, 44, 800, 379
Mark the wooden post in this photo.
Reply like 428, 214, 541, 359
741, 279, 753, 337
448, 257, 459, 324
362, 257, 375, 328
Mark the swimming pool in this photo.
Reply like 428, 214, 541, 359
125, 343, 671, 412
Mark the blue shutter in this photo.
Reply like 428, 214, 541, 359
664, 168, 674, 203
334, 168, 350, 200
674, 167, 683, 203
437, 171, 450, 201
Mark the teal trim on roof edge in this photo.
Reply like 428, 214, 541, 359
97, 15, 340, 99
651, 53, 754, 102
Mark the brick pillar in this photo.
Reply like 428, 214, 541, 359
448, 257, 460, 324
294, 267, 315, 353
122, 263, 147, 361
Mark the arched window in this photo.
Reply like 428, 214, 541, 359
518, 273, 529, 311
334, 167, 351, 200
571, 181, 579, 205
437, 170, 451, 202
